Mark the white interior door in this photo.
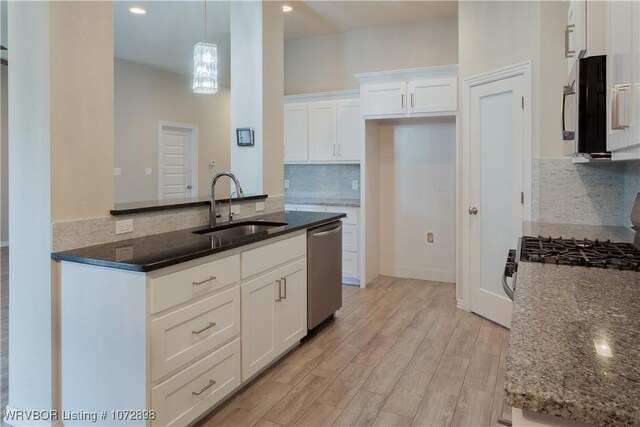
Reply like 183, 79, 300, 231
469, 75, 525, 328
159, 124, 196, 200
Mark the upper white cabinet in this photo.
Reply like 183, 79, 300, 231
565, 0, 607, 76
356, 65, 458, 119
284, 103, 308, 162
607, 0, 640, 160
284, 90, 361, 163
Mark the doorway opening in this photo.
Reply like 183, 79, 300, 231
157, 122, 198, 200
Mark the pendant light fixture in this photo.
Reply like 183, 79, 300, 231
193, 0, 218, 94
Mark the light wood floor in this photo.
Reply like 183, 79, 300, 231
196, 276, 512, 427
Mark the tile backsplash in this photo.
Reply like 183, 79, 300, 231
285, 164, 360, 200
532, 159, 640, 227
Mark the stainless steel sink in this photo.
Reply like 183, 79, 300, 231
193, 221, 287, 239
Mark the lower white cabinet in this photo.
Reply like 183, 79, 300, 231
241, 259, 307, 380
285, 204, 360, 284
58, 233, 308, 426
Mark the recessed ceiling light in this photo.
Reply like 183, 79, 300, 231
129, 7, 146, 15
282, 5, 293, 12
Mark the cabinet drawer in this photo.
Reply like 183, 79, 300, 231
151, 287, 240, 381
151, 338, 241, 427
242, 234, 306, 279
150, 255, 239, 314
342, 251, 359, 280
325, 207, 359, 225
342, 224, 358, 251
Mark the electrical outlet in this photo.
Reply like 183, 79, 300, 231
115, 219, 134, 235
284, 180, 290, 189
145, 167, 152, 176
231, 205, 241, 216
114, 167, 122, 176
352, 180, 359, 190
436, 180, 445, 193
255, 202, 265, 212
115, 245, 134, 261
426, 232, 435, 244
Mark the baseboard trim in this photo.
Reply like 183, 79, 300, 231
380, 265, 455, 284
3, 405, 62, 427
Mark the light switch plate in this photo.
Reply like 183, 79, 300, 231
426, 232, 435, 244
114, 167, 122, 176
115, 219, 134, 235
231, 205, 241, 215
284, 180, 290, 189
352, 180, 359, 190
255, 202, 265, 212
145, 167, 152, 176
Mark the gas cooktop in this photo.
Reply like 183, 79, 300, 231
520, 236, 640, 271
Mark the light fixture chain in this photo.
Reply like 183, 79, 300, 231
204, 0, 207, 42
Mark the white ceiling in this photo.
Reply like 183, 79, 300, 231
283, 1, 458, 40
114, 1, 458, 79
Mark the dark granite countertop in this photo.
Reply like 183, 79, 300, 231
505, 222, 640, 426
51, 211, 345, 272
285, 197, 360, 208
111, 194, 268, 216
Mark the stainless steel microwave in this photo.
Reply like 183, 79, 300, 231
562, 55, 609, 159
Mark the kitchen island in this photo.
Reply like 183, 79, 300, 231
505, 222, 640, 427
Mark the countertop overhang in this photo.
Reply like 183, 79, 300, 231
505, 222, 640, 427
51, 211, 346, 272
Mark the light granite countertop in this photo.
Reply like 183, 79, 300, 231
505, 222, 640, 426
285, 197, 361, 208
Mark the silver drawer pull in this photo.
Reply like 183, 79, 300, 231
192, 322, 216, 335
276, 279, 282, 302
192, 379, 216, 396
281, 277, 287, 300
192, 276, 216, 286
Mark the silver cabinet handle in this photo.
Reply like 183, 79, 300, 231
411, 93, 414, 108
276, 279, 282, 302
192, 321, 216, 335
565, 24, 575, 58
192, 379, 216, 396
612, 84, 631, 130
193, 276, 216, 286
468, 207, 478, 215
281, 277, 287, 300
401, 94, 405, 109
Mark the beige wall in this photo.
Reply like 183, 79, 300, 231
284, 16, 458, 94
1, 64, 7, 243
458, 0, 567, 159
50, 1, 114, 221
115, 58, 231, 203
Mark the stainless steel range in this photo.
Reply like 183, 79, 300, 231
502, 236, 640, 301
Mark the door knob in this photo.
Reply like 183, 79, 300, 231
468, 207, 478, 215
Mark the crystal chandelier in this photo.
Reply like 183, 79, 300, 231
193, 1, 218, 94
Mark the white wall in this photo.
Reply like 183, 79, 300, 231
284, 16, 458, 94
378, 120, 456, 283
1, 64, 7, 244
114, 58, 231, 203
7, 0, 54, 414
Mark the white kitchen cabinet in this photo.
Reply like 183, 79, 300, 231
356, 65, 459, 119
275, 259, 307, 351
336, 99, 362, 161
608, 0, 640, 160
308, 101, 338, 161
284, 103, 308, 162
408, 78, 457, 114
565, 1, 607, 76
362, 81, 407, 116
285, 91, 361, 164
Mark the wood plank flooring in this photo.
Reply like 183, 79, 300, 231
196, 276, 512, 427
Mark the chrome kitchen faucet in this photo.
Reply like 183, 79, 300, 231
210, 172, 245, 227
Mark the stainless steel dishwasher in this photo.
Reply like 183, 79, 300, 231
307, 221, 343, 330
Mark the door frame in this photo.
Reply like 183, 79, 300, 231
157, 121, 199, 200
458, 61, 532, 312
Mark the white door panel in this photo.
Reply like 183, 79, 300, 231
159, 125, 196, 199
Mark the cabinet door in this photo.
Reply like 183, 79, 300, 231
607, 0, 633, 152
362, 81, 407, 116
629, 1, 640, 149
284, 103, 308, 162
336, 99, 361, 161
241, 272, 277, 381
342, 251, 359, 280
408, 78, 457, 114
566, 1, 586, 75
275, 259, 307, 351
308, 101, 338, 161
